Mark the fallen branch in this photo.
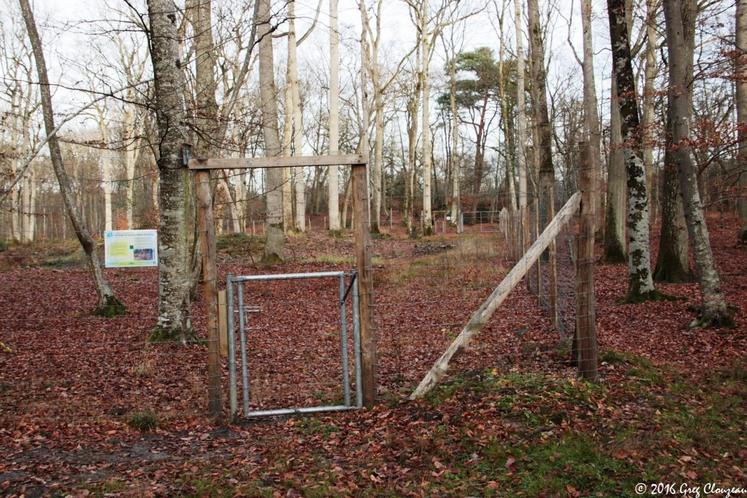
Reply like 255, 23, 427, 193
410, 192, 582, 399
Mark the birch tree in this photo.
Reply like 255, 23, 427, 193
662, 0, 732, 326
19, 0, 125, 316
607, 0, 658, 300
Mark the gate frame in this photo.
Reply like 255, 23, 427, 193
227, 271, 362, 418
188, 151, 376, 420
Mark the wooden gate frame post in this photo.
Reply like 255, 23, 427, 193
189, 153, 377, 416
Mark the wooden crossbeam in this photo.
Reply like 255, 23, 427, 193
188, 154, 366, 170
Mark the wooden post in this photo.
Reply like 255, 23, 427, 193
576, 141, 598, 381
218, 289, 228, 357
352, 163, 376, 406
195, 170, 222, 419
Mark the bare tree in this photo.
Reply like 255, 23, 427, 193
19, 0, 125, 316
258, 0, 285, 262
513, 0, 529, 251
146, 0, 194, 338
328, 0, 341, 231
607, 0, 658, 300
580, 0, 601, 233
737, 0, 747, 241
662, 0, 732, 326
656, 1, 696, 282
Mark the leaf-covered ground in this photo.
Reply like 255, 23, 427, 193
0, 216, 745, 497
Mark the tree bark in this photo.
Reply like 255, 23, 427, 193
448, 49, 461, 225
258, 0, 285, 262
608, 0, 657, 300
736, 0, 747, 240
513, 0, 529, 253
146, 0, 194, 337
527, 0, 558, 324
580, 0, 602, 236
604, 72, 628, 263
19, 0, 124, 316
662, 0, 732, 326
654, 151, 692, 282
654, 0, 691, 284
641, 0, 658, 221
328, 0, 341, 231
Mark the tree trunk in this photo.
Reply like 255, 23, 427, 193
641, 0, 658, 221
259, 0, 285, 262
405, 39, 422, 234
608, 0, 657, 300
604, 72, 627, 263
580, 0, 602, 236
528, 0, 558, 324
19, 0, 124, 316
737, 0, 747, 240
654, 11, 692, 285
513, 0, 529, 253
328, 0, 341, 231
145, 0, 195, 336
663, 0, 732, 326
448, 53, 461, 225
289, 2, 305, 232
421, 37, 433, 236
654, 152, 691, 281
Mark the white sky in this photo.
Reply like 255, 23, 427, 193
6, 0, 735, 158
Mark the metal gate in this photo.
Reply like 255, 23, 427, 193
225, 271, 362, 418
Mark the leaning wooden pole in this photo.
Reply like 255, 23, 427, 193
410, 192, 582, 399
576, 142, 599, 380
195, 170, 222, 419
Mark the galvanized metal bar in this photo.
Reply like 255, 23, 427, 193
352, 275, 363, 408
226, 275, 237, 418
232, 271, 344, 282
244, 405, 355, 418
339, 274, 351, 407
237, 282, 250, 415
341, 272, 358, 304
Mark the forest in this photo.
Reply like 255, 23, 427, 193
0, 0, 745, 495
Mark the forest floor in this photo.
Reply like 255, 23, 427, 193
0, 215, 745, 497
